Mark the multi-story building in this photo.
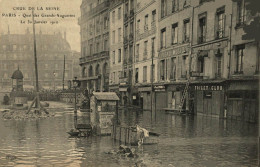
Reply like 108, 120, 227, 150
226, 0, 259, 123
108, 0, 124, 97
189, 0, 233, 117
133, 0, 159, 110
0, 29, 78, 90
79, 0, 110, 92
118, 0, 136, 105
156, 0, 193, 110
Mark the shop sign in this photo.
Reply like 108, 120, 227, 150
154, 85, 166, 92
194, 85, 223, 91
190, 71, 201, 77
138, 87, 152, 92
159, 45, 189, 58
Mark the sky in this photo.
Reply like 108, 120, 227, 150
0, 0, 82, 52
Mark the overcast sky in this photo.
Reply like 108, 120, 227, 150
0, 0, 81, 52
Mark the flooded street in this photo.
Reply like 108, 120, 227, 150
0, 102, 258, 167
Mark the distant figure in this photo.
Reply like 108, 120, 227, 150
3, 94, 10, 105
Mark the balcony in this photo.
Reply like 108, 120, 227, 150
79, 51, 109, 64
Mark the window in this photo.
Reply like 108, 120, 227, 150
181, 56, 187, 78
152, 10, 156, 22
96, 42, 100, 52
144, 41, 148, 60
104, 40, 108, 50
161, 28, 166, 48
160, 60, 166, 80
90, 44, 93, 55
172, 0, 178, 13
143, 66, 147, 82
112, 11, 115, 23
113, 51, 115, 64
183, 19, 190, 42
198, 14, 207, 43
129, 45, 133, 63
113, 31, 115, 43
125, 3, 129, 14
144, 15, 149, 31
118, 49, 121, 63
118, 7, 121, 20
235, 45, 245, 73
135, 68, 139, 83
171, 23, 178, 44
130, 22, 134, 34
104, 17, 108, 29
216, 7, 225, 39
151, 37, 155, 58
137, 19, 140, 30
216, 56, 222, 77
198, 57, 204, 73
170, 57, 176, 80
113, 72, 116, 83
118, 28, 122, 42
237, 0, 246, 25
161, 0, 167, 18
124, 25, 128, 37
136, 44, 139, 62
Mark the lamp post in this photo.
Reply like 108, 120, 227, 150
72, 77, 80, 129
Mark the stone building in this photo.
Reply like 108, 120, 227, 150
0, 29, 78, 90
118, 0, 136, 105
133, 0, 159, 110
79, 0, 110, 92
108, 0, 124, 98
226, 0, 259, 123
155, 0, 193, 110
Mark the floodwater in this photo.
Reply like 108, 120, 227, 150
0, 102, 258, 167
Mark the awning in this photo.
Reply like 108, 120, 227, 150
228, 81, 259, 91
93, 92, 119, 101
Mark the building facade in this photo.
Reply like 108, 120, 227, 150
0, 29, 78, 91
118, 0, 136, 105
156, 0, 193, 110
79, 0, 110, 92
133, 0, 159, 110
108, 0, 124, 98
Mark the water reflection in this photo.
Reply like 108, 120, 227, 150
0, 103, 258, 167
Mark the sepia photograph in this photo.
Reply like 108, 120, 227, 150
0, 0, 259, 166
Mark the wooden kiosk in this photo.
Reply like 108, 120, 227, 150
90, 92, 119, 135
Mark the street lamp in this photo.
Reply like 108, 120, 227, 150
72, 77, 80, 129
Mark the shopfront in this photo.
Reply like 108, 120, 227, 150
138, 86, 152, 110
191, 81, 226, 118
154, 85, 167, 110
166, 84, 186, 110
226, 79, 259, 123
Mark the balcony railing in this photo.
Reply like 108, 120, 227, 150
119, 77, 128, 84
